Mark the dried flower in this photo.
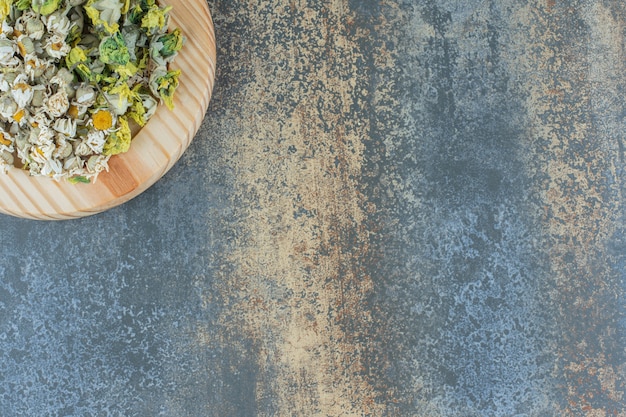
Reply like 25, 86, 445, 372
149, 66, 180, 110
44, 89, 69, 117
52, 117, 75, 135
0, 39, 17, 65
32, 0, 61, 16
11, 74, 34, 108
0, 0, 12, 21
103, 114, 129, 155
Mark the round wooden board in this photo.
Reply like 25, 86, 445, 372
0, 0, 216, 220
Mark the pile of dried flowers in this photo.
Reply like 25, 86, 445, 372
0, 0, 183, 182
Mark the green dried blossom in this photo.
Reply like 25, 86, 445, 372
98, 32, 129, 66
0, 0, 13, 20
15, 0, 30, 11
149, 67, 179, 110
31, 0, 61, 15
65, 46, 88, 68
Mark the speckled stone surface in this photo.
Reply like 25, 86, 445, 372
1, 0, 625, 415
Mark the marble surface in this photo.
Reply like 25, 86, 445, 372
1, 0, 625, 415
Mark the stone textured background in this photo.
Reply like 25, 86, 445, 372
1, 0, 625, 415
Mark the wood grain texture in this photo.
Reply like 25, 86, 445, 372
0, 0, 216, 220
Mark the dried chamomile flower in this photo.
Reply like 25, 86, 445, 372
11, 73, 33, 108
44, 34, 71, 59
0, 93, 18, 119
16, 35, 35, 57
45, 9, 72, 36
23, 14, 45, 39
52, 117, 75, 135
83, 128, 106, 153
0, 39, 18, 66
85, 153, 108, 174
74, 83, 95, 106
44, 89, 69, 117
24, 54, 50, 80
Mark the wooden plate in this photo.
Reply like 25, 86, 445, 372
0, 0, 216, 220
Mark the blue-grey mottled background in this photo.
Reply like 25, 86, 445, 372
1, 0, 625, 415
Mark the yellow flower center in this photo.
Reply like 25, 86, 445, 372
92, 110, 113, 130
67, 105, 79, 119
17, 42, 26, 57
0, 133, 10, 146
14, 83, 30, 91
13, 109, 24, 122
